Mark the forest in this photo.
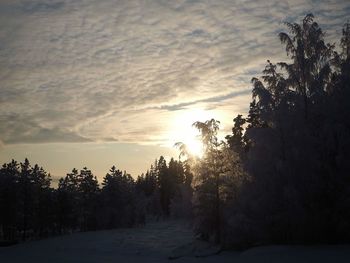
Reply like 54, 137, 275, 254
0, 157, 192, 243
1, 14, 350, 249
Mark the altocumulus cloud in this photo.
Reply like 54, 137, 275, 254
0, 0, 349, 144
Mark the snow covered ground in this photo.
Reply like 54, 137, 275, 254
1, 220, 350, 263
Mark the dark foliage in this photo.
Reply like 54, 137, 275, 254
191, 14, 350, 248
0, 157, 191, 243
136, 156, 193, 218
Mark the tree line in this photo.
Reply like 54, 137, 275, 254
188, 14, 350, 248
0, 157, 192, 243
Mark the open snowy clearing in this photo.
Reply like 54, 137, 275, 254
1, 220, 350, 263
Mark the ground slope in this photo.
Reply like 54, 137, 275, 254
0, 220, 350, 263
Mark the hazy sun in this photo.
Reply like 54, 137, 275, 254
183, 136, 204, 158
168, 108, 211, 158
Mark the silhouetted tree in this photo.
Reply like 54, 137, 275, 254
0, 160, 19, 242
100, 166, 136, 228
78, 168, 99, 231
189, 15, 350, 248
57, 168, 80, 232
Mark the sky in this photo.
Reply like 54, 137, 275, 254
0, 0, 349, 183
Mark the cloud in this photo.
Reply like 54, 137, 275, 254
20, 1, 65, 13
0, 114, 90, 144
0, 0, 349, 145
155, 90, 251, 111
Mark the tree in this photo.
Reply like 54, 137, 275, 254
77, 167, 99, 231
57, 168, 80, 232
101, 166, 136, 228
227, 14, 350, 245
31, 164, 52, 237
57, 167, 99, 231
156, 156, 172, 215
189, 15, 350, 247
278, 13, 333, 119
191, 119, 223, 243
0, 160, 19, 242
135, 169, 161, 218
226, 114, 247, 157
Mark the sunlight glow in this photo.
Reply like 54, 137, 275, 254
183, 137, 204, 158
167, 108, 216, 158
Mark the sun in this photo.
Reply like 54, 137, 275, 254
184, 137, 204, 158
167, 108, 210, 159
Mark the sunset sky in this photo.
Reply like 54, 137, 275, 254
0, 0, 349, 183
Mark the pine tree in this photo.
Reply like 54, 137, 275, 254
0, 160, 19, 242
101, 166, 136, 228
